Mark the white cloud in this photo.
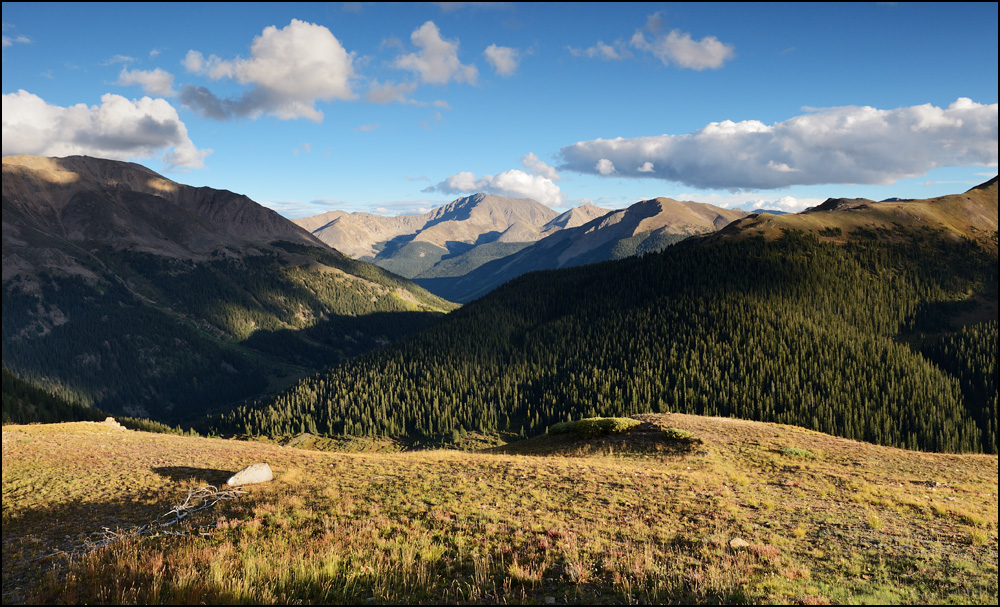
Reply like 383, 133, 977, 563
484, 44, 519, 76
595, 158, 616, 175
116, 67, 177, 97
2, 90, 210, 170
559, 99, 999, 190
568, 13, 731, 69
365, 80, 418, 104
521, 152, 561, 181
393, 21, 477, 85
567, 41, 631, 61
104, 54, 137, 65
426, 168, 563, 207
2, 34, 31, 48
630, 29, 735, 70
181, 19, 356, 121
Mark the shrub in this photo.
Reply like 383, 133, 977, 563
779, 447, 816, 459
548, 417, 640, 438
662, 427, 702, 444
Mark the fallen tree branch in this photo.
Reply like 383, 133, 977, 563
38, 485, 246, 560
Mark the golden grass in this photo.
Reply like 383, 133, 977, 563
3, 413, 997, 604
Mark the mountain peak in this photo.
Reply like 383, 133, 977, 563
2, 155, 325, 267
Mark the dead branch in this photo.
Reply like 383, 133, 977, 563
38, 485, 246, 561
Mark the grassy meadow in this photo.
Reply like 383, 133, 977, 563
3, 414, 997, 604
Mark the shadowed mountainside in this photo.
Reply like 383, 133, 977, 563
2, 155, 455, 422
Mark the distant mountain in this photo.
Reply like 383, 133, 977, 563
218, 179, 998, 454
294, 194, 618, 287
416, 197, 749, 302
297, 195, 746, 303
2, 155, 454, 422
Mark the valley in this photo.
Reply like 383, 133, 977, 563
2, 156, 997, 606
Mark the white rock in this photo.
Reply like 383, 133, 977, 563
226, 463, 273, 487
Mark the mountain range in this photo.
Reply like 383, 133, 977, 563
2, 154, 996, 456
293, 192, 748, 302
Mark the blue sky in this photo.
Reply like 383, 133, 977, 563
3, 2, 997, 217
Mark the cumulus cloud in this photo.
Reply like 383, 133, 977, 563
2, 90, 210, 170
568, 13, 731, 70
521, 152, 561, 181
595, 158, 616, 175
630, 29, 734, 70
425, 168, 563, 207
393, 21, 477, 85
181, 19, 356, 121
116, 67, 177, 97
558, 99, 999, 190
483, 44, 519, 76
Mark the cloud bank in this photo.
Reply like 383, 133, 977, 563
2, 90, 210, 170
181, 19, 356, 121
559, 99, 999, 190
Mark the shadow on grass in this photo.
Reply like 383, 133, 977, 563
152, 466, 233, 485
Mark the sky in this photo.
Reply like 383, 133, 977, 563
2, 2, 997, 217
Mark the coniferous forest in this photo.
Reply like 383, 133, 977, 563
212, 226, 998, 454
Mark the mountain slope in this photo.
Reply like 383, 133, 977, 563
217, 180, 998, 454
716, 177, 998, 245
2, 155, 455, 422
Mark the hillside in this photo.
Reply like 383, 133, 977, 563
216, 180, 998, 454
2, 156, 455, 422
715, 177, 998, 246
2, 418, 996, 604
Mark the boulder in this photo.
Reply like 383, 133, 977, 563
226, 463, 273, 487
